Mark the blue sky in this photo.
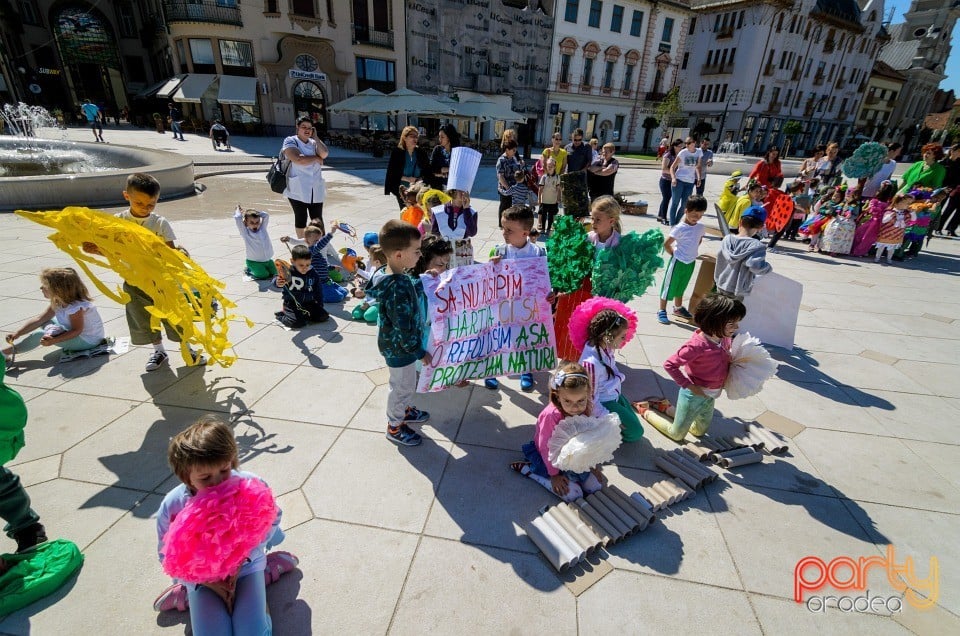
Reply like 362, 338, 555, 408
885, 0, 960, 93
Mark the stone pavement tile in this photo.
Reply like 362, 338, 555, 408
0, 296, 48, 328
793, 325, 866, 355
318, 333, 388, 372
44, 345, 195, 400
9, 455, 60, 488
251, 366, 372, 426
638, 334, 689, 368
722, 454, 834, 497
0, 494, 168, 636
268, 519, 418, 635
756, 378, 884, 436
845, 389, 959, 444
390, 536, 575, 635
894, 602, 960, 635
229, 415, 339, 496
713, 391, 768, 421
577, 570, 760, 633
1, 272, 47, 298
795, 428, 960, 514
276, 489, 313, 531
7, 392, 137, 465
900, 439, 960, 489
602, 466, 743, 589
794, 352, 932, 395
61, 402, 213, 494
749, 594, 912, 634
423, 443, 555, 553
230, 323, 324, 366
857, 500, 960, 617
454, 382, 543, 451
706, 485, 879, 599
234, 294, 292, 324
0, 255, 53, 276
303, 429, 450, 533
894, 359, 960, 398
349, 383, 469, 442
854, 331, 960, 365
617, 336, 650, 366
5, 384, 46, 402
151, 357, 296, 414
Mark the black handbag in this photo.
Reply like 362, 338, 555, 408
267, 154, 289, 194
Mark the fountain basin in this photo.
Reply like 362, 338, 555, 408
0, 138, 195, 211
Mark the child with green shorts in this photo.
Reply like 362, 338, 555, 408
658, 195, 707, 325
234, 206, 277, 280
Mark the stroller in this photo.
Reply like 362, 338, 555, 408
210, 122, 231, 150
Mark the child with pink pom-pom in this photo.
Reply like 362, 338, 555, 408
570, 298, 643, 442
153, 416, 298, 629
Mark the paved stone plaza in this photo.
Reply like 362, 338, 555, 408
0, 128, 958, 635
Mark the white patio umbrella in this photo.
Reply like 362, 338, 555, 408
377, 88, 456, 116
326, 88, 387, 114
451, 95, 527, 123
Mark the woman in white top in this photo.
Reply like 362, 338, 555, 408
860, 143, 902, 198
281, 117, 329, 238
668, 138, 702, 225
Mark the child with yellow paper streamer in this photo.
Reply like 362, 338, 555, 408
16, 173, 244, 370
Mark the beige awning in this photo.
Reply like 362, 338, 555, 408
155, 75, 187, 99
172, 74, 219, 103
217, 76, 258, 106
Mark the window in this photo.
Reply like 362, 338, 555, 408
565, 0, 580, 23
794, 92, 802, 108
629, 10, 643, 36
582, 57, 594, 85
776, 14, 783, 32
623, 63, 634, 91
737, 11, 744, 28
729, 48, 736, 66
688, 17, 696, 34
176, 40, 188, 73
785, 89, 792, 106
219, 40, 255, 76
18, 1, 40, 26
613, 115, 624, 141
570, 111, 582, 130
356, 57, 396, 92
681, 52, 689, 70
720, 84, 727, 102
559, 53, 571, 84
756, 85, 765, 104
189, 39, 216, 73
115, 2, 137, 38
698, 85, 705, 103
829, 96, 836, 111
771, 87, 780, 105
291, 0, 316, 17
554, 111, 565, 134
124, 55, 147, 83
611, 5, 623, 32
588, 1, 602, 28
265, 0, 279, 12
662, 17, 674, 42
586, 113, 597, 137
602, 60, 614, 88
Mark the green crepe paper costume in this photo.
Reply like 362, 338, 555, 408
0, 356, 26, 466
0, 539, 83, 616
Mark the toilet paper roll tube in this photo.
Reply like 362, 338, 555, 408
539, 507, 587, 561
718, 447, 758, 459
556, 502, 606, 549
569, 500, 614, 546
587, 492, 635, 538
713, 437, 732, 450
680, 454, 718, 482
672, 479, 694, 499
748, 424, 789, 453
630, 492, 658, 516
597, 488, 647, 531
593, 490, 641, 532
732, 434, 762, 449
527, 516, 579, 572
655, 456, 701, 490
720, 450, 764, 468
574, 499, 620, 543
609, 485, 657, 524
651, 480, 676, 504
640, 407, 676, 433
699, 438, 721, 450
683, 444, 714, 461
635, 486, 660, 507
745, 430, 768, 448
669, 451, 715, 481
659, 480, 685, 502
546, 505, 599, 554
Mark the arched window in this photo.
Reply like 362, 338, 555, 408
53, 4, 120, 69
293, 81, 328, 134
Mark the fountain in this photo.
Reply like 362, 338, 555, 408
0, 103, 195, 211
716, 141, 744, 156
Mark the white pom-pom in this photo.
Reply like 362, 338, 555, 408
724, 332, 778, 400
547, 414, 622, 473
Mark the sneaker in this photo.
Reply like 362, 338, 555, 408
484, 377, 500, 390
145, 349, 169, 372
404, 406, 430, 423
188, 349, 207, 367
153, 583, 189, 612
386, 423, 422, 446
768, 247, 780, 254
13, 522, 47, 553
672, 306, 693, 319
520, 373, 534, 392
657, 310, 670, 325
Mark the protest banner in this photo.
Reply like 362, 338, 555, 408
417, 257, 557, 392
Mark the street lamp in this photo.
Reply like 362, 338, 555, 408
717, 88, 741, 148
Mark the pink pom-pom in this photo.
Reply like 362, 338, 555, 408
162, 476, 277, 583
568, 296, 638, 352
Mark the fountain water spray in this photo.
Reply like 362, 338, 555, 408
0, 102, 58, 138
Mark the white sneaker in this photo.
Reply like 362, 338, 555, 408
145, 350, 169, 372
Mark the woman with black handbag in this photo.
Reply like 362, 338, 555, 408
281, 117, 329, 238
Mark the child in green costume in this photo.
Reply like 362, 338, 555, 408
0, 355, 47, 567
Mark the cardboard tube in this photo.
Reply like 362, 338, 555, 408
748, 424, 788, 453
604, 488, 649, 530
593, 490, 640, 533
527, 516, 578, 572
630, 493, 658, 520
651, 480, 676, 504
640, 407, 676, 433
636, 486, 660, 507
569, 501, 613, 546
678, 454, 716, 482
629, 491, 654, 510
745, 430, 768, 448
720, 450, 764, 468
718, 447, 757, 459
547, 505, 598, 554
683, 444, 713, 461
669, 452, 714, 481
539, 508, 586, 562
556, 502, 605, 550
609, 485, 656, 524
656, 456, 701, 490
713, 437, 732, 450
700, 438, 720, 450
574, 500, 620, 542
587, 492, 633, 538
670, 479, 692, 500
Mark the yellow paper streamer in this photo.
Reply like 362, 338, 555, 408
16, 207, 250, 368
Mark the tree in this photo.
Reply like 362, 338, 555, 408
781, 120, 804, 159
641, 116, 659, 152
655, 87, 685, 135
691, 120, 716, 140
945, 124, 960, 145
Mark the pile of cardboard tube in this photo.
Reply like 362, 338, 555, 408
653, 449, 719, 489
525, 485, 656, 572
635, 478, 695, 512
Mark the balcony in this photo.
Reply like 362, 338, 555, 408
764, 100, 782, 113
716, 25, 734, 39
645, 91, 667, 102
813, 73, 825, 85
763, 63, 775, 76
352, 24, 394, 49
823, 39, 835, 53
162, 0, 242, 27
702, 63, 720, 75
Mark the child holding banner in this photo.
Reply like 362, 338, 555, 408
485, 205, 547, 392
511, 363, 606, 502
370, 220, 432, 447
